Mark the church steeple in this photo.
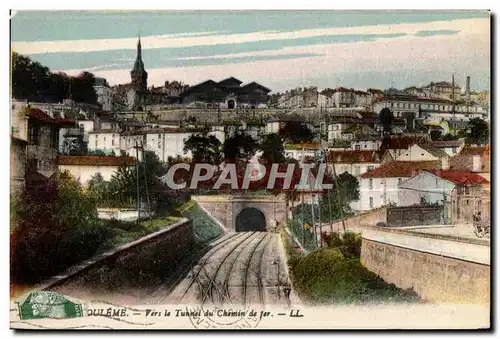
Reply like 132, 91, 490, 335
131, 36, 148, 91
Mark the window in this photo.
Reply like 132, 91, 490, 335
364, 144, 367, 148
369, 197, 374, 209
95, 138, 98, 148
398, 178, 403, 185
112, 138, 115, 146
369, 178, 373, 189
104, 137, 107, 143
28, 124, 40, 145
355, 145, 361, 151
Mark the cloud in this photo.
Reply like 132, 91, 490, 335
12, 17, 489, 55
58, 30, 489, 92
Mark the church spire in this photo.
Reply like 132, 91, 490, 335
131, 36, 148, 91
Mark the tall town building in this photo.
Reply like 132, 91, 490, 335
130, 37, 148, 91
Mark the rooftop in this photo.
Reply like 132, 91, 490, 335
24, 107, 76, 126
57, 155, 136, 167
430, 140, 465, 148
360, 161, 440, 178
326, 150, 381, 164
426, 169, 489, 185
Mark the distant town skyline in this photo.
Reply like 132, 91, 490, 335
11, 10, 490, 93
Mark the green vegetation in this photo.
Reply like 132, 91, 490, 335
12, 52, 98, 105
183, 131, 223, 165
223, 132, 259, 163
284, 231, 420, 304
10, 170, 182, 285
259, 133, 286, 164
100, 216, 182, 248
179, 201, 222, 243
286, 218, 318, 252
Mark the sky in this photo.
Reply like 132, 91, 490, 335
11, 10, 491, 93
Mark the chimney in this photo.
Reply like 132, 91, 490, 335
466, 76, 471, 101
441, 157, 450, 171
472, 155, 482, 172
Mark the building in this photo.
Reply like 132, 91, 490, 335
11, 101, 75, 192
284, 143, 319, 162
423, 81, 461, 100
356, 160, 440, 211
379, 135, 431, 163
430, 140, 465, 156
57, 155, 136, 187
88, 129, 122, 156
449, 146, 490, 181
180, 77, 271, 109
326, 150, 381, 178
10, 136, 28, 196
451, 177, 490, 224
94, 78, 114, 111
372, 93, 487, 131
392, 143, 449, 162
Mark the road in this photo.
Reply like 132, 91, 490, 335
164, 232, 292, 307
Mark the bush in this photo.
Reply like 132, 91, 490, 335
289, 247, 419, 304
10, 171, 114, 284
322, 231, 361, 258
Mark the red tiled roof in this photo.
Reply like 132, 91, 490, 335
57, 156, 136, 167
459, 145, 489, 156
24, 107, 54, 124
380, 135, 429, 151
430, 140, 464, 148
327, 150, 381, 164
427, 170, 489, 185
24, 107, 76, 126
360, 161, 440, 178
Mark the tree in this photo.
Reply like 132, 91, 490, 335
223, 132, 258, 163
11, 52, 99, 105
319, 172, 360, 222
259, 133, 285, 164
441, 133, 460, 141
430, 130, 443, 141
278, 122, 314, 143
184, 132, 223, 165
464, 118, 489, 146
379, 108, 394, 135
11, 170, 113, 283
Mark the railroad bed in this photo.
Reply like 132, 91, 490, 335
165, 232, 291, 307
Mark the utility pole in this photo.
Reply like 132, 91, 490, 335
135, 140, 141, 224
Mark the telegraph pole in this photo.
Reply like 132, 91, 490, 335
135, 140, 141, 224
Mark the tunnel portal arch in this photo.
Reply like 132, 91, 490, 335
235, 208, 267, 232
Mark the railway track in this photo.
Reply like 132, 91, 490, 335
242, 233, 271, 307
165, 231, 290, 306
179, 232, 256, 304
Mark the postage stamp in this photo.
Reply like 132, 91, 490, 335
9, 9, 491, 330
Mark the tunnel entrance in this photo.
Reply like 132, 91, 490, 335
235, 208, 266, 232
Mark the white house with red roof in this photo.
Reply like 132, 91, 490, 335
355, 160, 440, 211
398, 169, 489, 223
